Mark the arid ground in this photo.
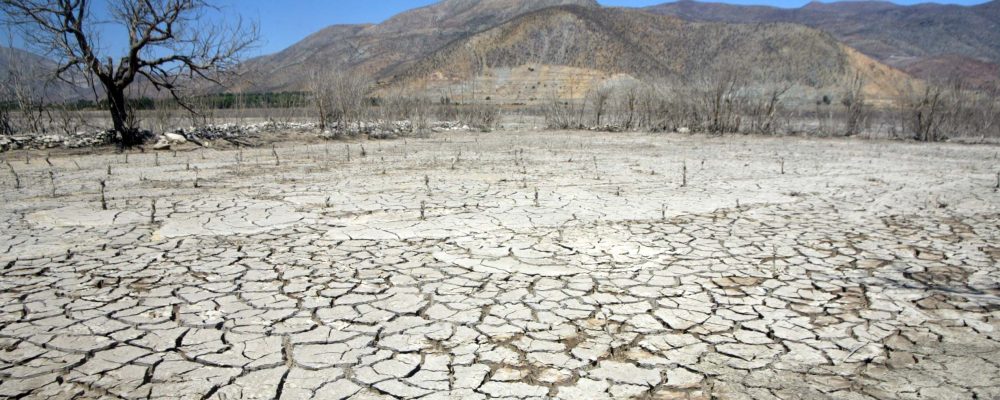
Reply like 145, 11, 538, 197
1, 131, 999, 399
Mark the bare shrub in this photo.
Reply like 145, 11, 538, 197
616, 82, 640, 131
310, 69, 370, 136
0, 81, 12, 135
49, 103, 88, 135
702, 69, 746, 134
842, 73, 868, 136
0, 106, 11, 136
941, 81, 1000, 140
3, 48, 48, 134
746, 84, 792, 135
151, 98, 179, 134
543, 87, 586, 130
463, 102, 500, 132
899, 83, 947, 142
590, 85, 612, 127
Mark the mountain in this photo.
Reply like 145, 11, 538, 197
384, 5, 911, 103
644, 0, 1000, 85
240, 0, 600, 92
0, 47, 90, 101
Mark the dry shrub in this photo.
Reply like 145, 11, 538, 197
842, 73, 868, 136
894, 79, 1000, 142
310, 69, 371, 135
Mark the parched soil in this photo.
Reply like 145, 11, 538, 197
1, 131, 999, 399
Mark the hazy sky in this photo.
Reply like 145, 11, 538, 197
4, 0, 992, 57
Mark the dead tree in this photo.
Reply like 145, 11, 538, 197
0, 80, 11, 135
701, 68, 745, 134
747, 83, 791, 135
309, 69, 370, 135
2, 0, 258, 148
590, 85, 612, 127
842, 73, 868, 136
620, 83, 639, 130
912, 85, 946, 142
1, 46, 48, 134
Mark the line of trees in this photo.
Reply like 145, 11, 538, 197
543, 72, 1000, 141
307, 69, 500, 137
5, 60, 999, 142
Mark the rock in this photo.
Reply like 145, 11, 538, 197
152, 139, 171, 150
164, 133, 188, 143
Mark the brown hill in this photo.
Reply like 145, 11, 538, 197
240, 0, 599, 92
644, 0, 1000, 85
385, 6, 912, 103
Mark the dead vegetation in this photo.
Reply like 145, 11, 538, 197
539, 71, 1000, 142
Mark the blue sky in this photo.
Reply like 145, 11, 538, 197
4, 0, 991, 57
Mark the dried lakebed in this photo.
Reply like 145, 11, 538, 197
1, 131, 999, 399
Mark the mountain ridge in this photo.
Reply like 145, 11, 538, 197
644, 0, 1000, 84
384, 5, 912, 103
239, 0, 600, 92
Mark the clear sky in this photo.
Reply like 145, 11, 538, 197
4, 0, 992, 57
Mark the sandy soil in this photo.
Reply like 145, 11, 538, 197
1, 130, 999, 399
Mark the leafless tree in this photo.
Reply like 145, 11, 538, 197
2, 46, 49, 133
0, 62, 13, 135
842, 73, 868, 136
697, 68, 746, 134
975, 84, 1000, 138
0, 92, 11, 135
309, 69, 370, 135
747, 84, 791, 135
2, 0, 258, 147
619, 82, 639, 130
943, 79, 1000, 140
590, 85, 612, 127
910, 84, 946, 142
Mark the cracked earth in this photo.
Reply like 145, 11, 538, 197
2, 131, 999, 399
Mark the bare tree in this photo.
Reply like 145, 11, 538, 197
697, 68, 746, 134
2, 46, 49, 133
0, 57, 13, 135
842, 73, 868, 136
590, 84, 612, 127
911, 84, 946, 142
619, 82, 639, 130
2, 0, 258, 147
0, 88, 11, 135
309, 69, 370, 136
747, 84, 791, 135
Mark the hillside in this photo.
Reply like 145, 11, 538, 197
0, 47, 90, 101
240, 0, 599, 92
644, 0, 1000, 85
385, 6, 912, 103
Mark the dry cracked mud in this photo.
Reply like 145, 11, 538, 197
1, 131, 999, 399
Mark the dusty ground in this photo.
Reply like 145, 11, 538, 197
1, 131, 999, 399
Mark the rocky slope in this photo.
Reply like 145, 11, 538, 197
239, 0, 600, 92
645, 0, 1000, 85
386, 5, 912, 102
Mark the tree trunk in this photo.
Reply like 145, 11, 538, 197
105, 83, 141, 149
